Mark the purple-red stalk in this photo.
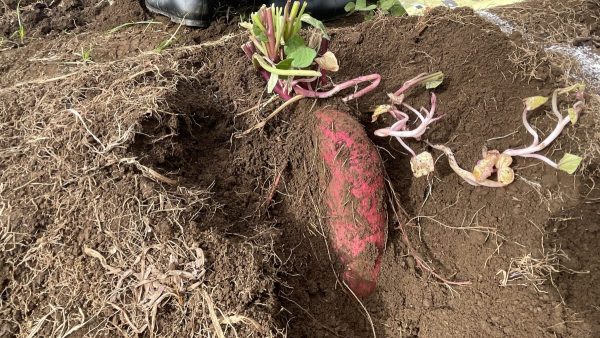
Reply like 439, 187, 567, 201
242, 41, 254, 58
265, 8, 276, 60
259, 70, 292, 101
283, 1, 290, 33
318, 38, 329, 56
243, 41, 292, 101
293, 74, 381, 102
318, 39, 330, 86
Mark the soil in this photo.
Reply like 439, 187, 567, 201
1, 1, 599, 338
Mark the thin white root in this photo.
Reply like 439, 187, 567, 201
119, 158, 178, 185
238, 95, 305, 136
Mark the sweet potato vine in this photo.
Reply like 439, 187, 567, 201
373, 72, 444, 177
432, 84, 586, 187
240, 1, 381, 114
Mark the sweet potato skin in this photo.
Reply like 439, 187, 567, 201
316, 110, 387, 297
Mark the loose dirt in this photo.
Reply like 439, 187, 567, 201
1, 0, 599, 337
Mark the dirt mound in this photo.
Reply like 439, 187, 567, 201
0, 0, 256, 44
0, 0, 144, 39
1, 1, 599, 337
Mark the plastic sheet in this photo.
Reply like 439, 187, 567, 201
399, 0, 524, 15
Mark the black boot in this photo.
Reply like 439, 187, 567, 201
145, 0, 211, 27
268, 0, 352, 19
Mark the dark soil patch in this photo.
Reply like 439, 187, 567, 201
0, 0, 260, 41
550, 169, 600, 336
1, 0, 599, 337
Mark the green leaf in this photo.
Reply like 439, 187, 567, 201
251, 15, 264, 35
284, 35, 317, 68
567, 107, 578, 124
267, 73, 278, 93
363, 11, 375, 20
276, 58, 294, 70
372, 104, 391, 122
300, 14, 330, 40
357, 4, 378, 11
558, 153, 582, 175
524, 96, 549, 111
417, 72, 445, 90
289, 46, 317, 68
344, 2, 356, 12
284, 34, 306, 55
356, 0, 367, 9
425, 73, 444, 89
425, 79, 443, 89
389, 4, 407, 16
379, 0, 397, 11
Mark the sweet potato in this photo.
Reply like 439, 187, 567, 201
316, 110, 387, 298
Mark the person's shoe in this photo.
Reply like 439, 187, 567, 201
268, 0, 352, 20
145, 0, 210, 27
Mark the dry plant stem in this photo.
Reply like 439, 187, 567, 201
201, 290, 226, 338
239, 94, 304, 136
1, 34, 274, 337
236, 95, 279, 116
119, 158, 178, 185
263, 170, 283, 208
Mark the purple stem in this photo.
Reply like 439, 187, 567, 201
320, 70, 328, 86
318, 38, 329, 56
293, 74, 381, 102
264, 9, 276, 60
391, 119, 408, 131
317, 40, 330, 86
503, 88, 580, 158
291, 77, 319, 86
243, 41, 291, 101
259, 70, 292, 101
242, 41, 255, 58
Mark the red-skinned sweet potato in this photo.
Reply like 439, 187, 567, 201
316, 109, 387, 298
